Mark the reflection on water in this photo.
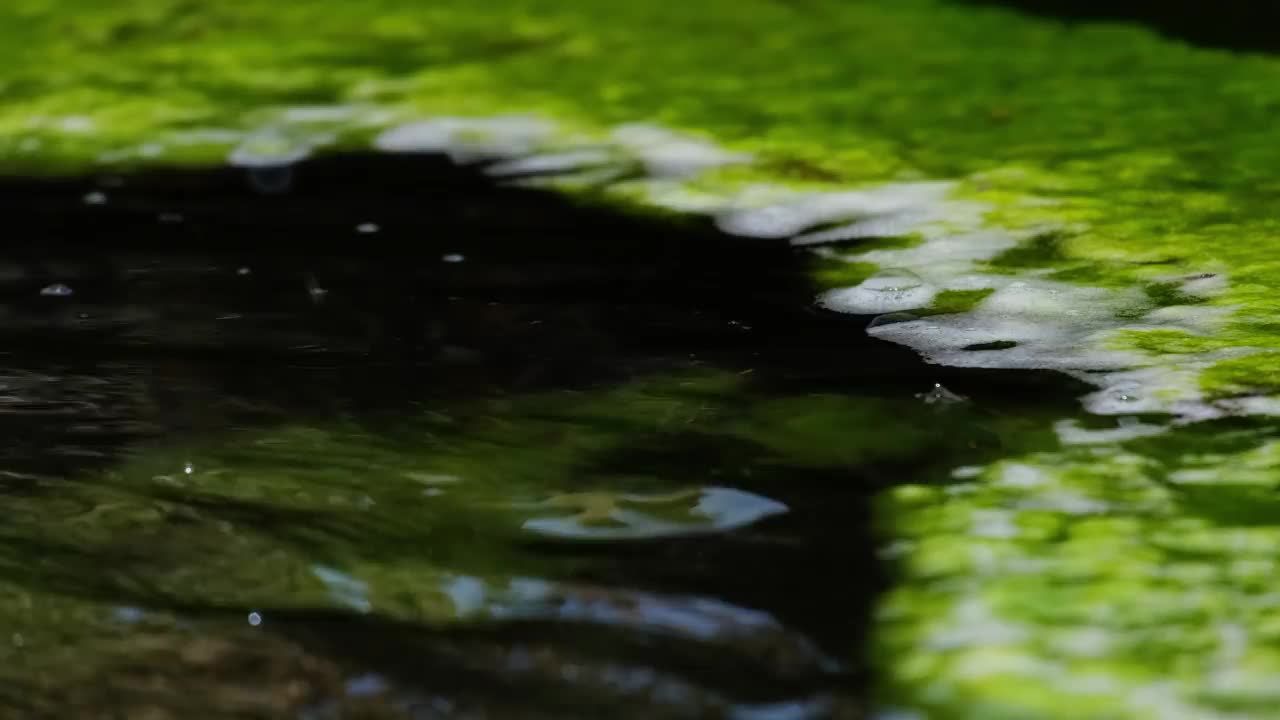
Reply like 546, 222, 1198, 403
0, 154, 1078, 718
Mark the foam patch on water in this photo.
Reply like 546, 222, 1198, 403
870, 280, 1146, 371
520, 486, 787, 540
820, 269, 937, 314
715, 182, 956, 239
611, 123, 751, 178
374, 115, 553, 162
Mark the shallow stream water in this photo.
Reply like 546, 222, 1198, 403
0, 153, 1091, 718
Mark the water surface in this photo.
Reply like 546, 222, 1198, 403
0, 153, 1082, 718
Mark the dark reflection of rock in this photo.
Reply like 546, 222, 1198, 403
0, 154, 1085, 718
957, 0, 1280, 54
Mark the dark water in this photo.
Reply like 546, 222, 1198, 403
959, 0, 1280, 53
0, 154, 1083, 718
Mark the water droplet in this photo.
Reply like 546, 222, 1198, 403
356, 222, 380, 234
40, 283, 73, 297
236, 267, 252, 276
158, 212, 184, 224
247, 611, 262, 627
11, 633, 22, 647
917, 383, 967, 406
442, 253, 465, 264
83, 191, 107, 205
183, 463, 193, 475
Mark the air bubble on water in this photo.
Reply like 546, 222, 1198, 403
40, 283, 73, 297
864, 268, 925, 292
442, 253, 465, 263
83, 191, 107, 205
248, 611, 262, 627
821, 268, 936, 315
356, 222, 380, 234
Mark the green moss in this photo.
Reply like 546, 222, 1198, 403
877, 418, 1280, 719
1203, 353, 1280, 397
813, 260, 880, 290
928, 288, 996, 316
986, 231, 1069, 271
1114, 328, 1220, 356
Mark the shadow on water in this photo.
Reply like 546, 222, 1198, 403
0, 154, 1088, 718
955, 0, 1280, 53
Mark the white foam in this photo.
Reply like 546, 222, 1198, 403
485, 148, 615, 177
228, 129, 314, 167
717, 182, 954, 239
870, 280, 1146, 375
374, 116, 552, 162
820, 270, 937, 314
610, 124, 750, 178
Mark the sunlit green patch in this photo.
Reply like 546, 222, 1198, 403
1114, 329, 1222, 357
927, 289, 997, 317
1203, 353, 1280, 398
877, 418, 1280, 719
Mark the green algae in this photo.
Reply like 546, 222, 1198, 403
878, 418, 1280, 719
10, 0, 1280, 716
